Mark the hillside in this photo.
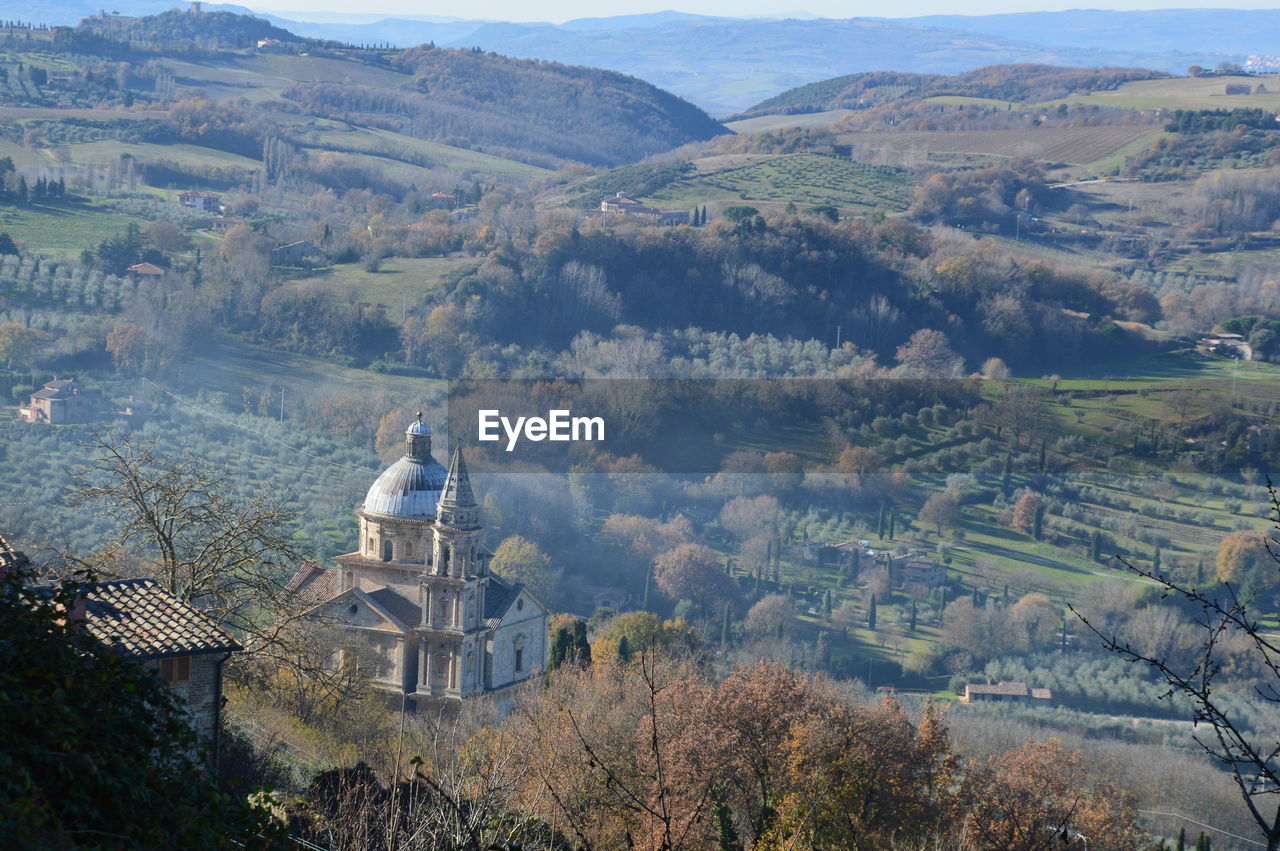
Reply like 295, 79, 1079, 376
744, 64, 1169, 116
14, 12, 727, 169
78, 8, 304, 48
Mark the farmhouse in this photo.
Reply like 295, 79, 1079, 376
600, 192, 691, 225
961, 680, 1053, 705
178, 190, 222, 213
20, 378, 102, 425
127, 261, 166, 279
285, 415, 550, 702
271, 239, 319, 266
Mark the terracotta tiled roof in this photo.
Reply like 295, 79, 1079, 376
283, 562, 340, 602
80, 578, 240, 659
966, 680, 1029, 697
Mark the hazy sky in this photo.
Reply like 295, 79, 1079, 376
259, 1, 1280, 24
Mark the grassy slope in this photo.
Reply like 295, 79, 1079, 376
280, 257, 477, 312
0, 199, 144, 257
1043, 74, 1280, 110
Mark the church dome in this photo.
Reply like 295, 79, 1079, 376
362, 455, 448, 517
362, 414, 447, 517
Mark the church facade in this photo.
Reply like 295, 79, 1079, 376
286, 415, 549, 700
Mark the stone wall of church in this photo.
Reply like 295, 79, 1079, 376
488, 592, 548, 690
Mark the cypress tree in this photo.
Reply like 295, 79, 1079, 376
712, 787, 738, 850
641, 564, 652, 611
617, 634, 632, 663
868, 594, 878, 630
815, 631, 831, 670
909, 599, 917, 632
1176, 827, 1185, 851
823, 588, 833, 616
877, 503, 886, 538
571, 619, 592, 667
888, 509, 896, 540
721, 603, 732, 646
1153, 546, 1162, 572
1032, 505, 1043, 540
1090, 530, 1103, 562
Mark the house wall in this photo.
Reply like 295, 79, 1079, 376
150, 652, 229, 747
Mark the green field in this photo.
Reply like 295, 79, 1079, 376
1045, 74, 1280, 111
0, 200, 143, 257
281, 257, 477, 312
648, 153, 914, 212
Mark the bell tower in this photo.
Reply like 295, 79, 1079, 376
417, 448, 489, 698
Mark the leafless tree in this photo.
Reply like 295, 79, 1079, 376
65, 429, 316, 677
1071, 484, 1280, 850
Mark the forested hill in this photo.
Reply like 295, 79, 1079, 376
78, 9, 303, 48
283, 46, 728, 168
744, 64, 1167, 116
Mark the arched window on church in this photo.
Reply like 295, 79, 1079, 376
345, 571, 354, 590
404, 541, 413, 559
442, 546, 451, 575
367, 536, 375, 556
383, 539, 393, 562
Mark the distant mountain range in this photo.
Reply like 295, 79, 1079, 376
18, 4, 1271, 113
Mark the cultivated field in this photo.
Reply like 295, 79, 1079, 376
841, 125, 1163, 167
649, 153, 915, 211
724, 109, 855, 133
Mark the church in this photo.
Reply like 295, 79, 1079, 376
286, 414, 549, 700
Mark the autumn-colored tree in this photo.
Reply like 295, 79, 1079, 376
1215, 530, 1277, 599
1008, 593, 1060, 652
491, 535, 555, 602
954, 738, 1145, 850
771, 697, 955, 846
0, 321, 49, 370
941, 597, 1017, 663
836, 446, 886, 478
918, 491, 962, 535
105, 321, 153, 376
762, 451, 804, 494
654, 543, 743, 613
895, 328, 964, 377
590, 611, 701, 664
743, 594, 797, 639
1011, 490, 1042, 537
719, 495, 781, 541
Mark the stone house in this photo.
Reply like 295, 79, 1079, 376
72, 578, 241, 756
961, 680, 1052, 705
20, 378, 102, 425
178, 190, 222, 213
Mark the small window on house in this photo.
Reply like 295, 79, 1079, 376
516, 598, 524, 612
349, 603, 359, 616
514, 648, 524, 673
159, 656, 191, 684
